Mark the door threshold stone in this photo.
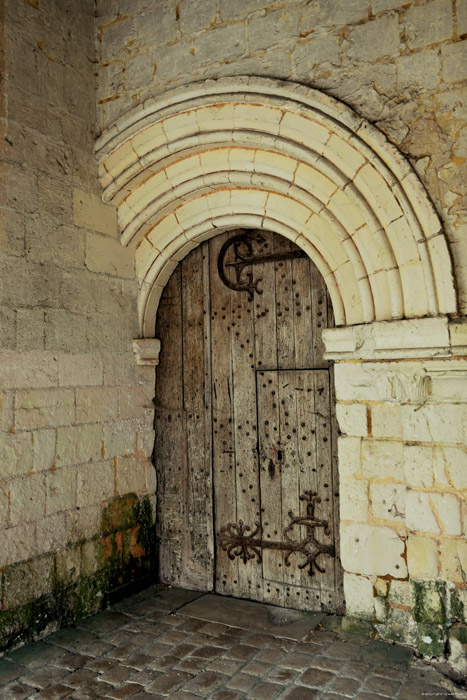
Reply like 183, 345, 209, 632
179, 591, 327, 640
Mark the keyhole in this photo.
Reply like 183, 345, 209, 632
268, 459, 275, 478
277, 449, 283, 461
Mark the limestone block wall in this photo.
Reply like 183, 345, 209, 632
0, 0, 156, 650
95, 0, 467, 315
325, 319, 467, 670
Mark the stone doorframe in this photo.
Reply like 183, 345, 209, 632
96, 78, 467, 665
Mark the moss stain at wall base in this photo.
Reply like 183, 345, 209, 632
0, 494, 157, 653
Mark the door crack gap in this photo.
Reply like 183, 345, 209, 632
167, 591, 207, 616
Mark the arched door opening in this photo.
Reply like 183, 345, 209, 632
154, 229, 344, 614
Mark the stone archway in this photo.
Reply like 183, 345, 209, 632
95, 77, 457, 338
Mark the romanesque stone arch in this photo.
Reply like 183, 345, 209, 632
95, 77, 457, 336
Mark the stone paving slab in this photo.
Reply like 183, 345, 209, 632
0, 585, 465, 700
180, 595, 326, 641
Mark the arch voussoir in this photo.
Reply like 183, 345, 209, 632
95, 78, 457, 335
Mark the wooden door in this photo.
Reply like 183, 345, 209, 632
154, 230, 343, 613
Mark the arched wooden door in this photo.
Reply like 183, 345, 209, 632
154, 230, 344, 613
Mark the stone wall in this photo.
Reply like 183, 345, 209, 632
0, 0, 156, 650
96, 0, 467, 315
324, 318, 467, 671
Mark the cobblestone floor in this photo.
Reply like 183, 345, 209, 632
0, 586, 465, 700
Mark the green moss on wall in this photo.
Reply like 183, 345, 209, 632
0, 494, 156, 653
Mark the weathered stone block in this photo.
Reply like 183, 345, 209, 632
449, 587, 466, 623
403, 0, 453, 49
347, 14, 400, 61
136, 425, 156, 460
440, 538, 467, 582
80, 539, 102, 578
341, 523, 407, 577
388, 579, 413, 607
103, 420, 137, 458
340, 478, 369, 521
3, 555, 55, 609
16, 308, 45, 351
248, 8, 299, 53
396, 49, 441, 92
403, 444, 434, 488
448, 625, 467, 675
371, 403, 402, 439
60, 269, 99, 315
343, 572, 375, 620
56, 424, 102, 467
407, 535, 438, 578
337, 437, 362, 478
152, 40, 196, 83
374, 597, 388, 623
76, 386, 119, 423
412, 580, 446, 624
0, 351, 58, 390
59, 353, 104, 387
55, 546, 81, 587
36, 513, 67, 555
192, 24, 246, 64
32, 428, 56, 472
9, 473, 46, 526
66, 504, 102, 544
0, 432, 34, 478
179, 0, 217, 34
47, 467, 77, 514
406, 490, 440, 534
219, 0, 266, 19
86, 233, 135, 279
133, 1, 178, 47
301, 0, 368, 31
116, 455, 147, 496
362, 439, 404, 480
370, 483, 406, 522
73, 187, 118, 237
441, 446, 467, 490
457, 0, 467, 34
336, 403, 368, 437
104, 354, 138, 386
432, 493, 462, 536
401, 404, 465, 444
0, 392, 14, 432
441, 40, 467, 83
0, 521, 36, 568
45, 309, 88, 354
26, 222, 85, 271
118, 384, 153, 420
376, 607, 418, 646
77, 460, 115, 507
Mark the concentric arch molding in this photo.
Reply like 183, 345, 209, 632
95, 76, 457, 337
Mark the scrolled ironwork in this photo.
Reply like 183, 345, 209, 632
218, 491, 335, 577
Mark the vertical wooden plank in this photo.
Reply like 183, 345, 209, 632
179, 243, 214, 590
229, 242, 264, 603
202, 244, 215, 590
256, 369, 284, 598
274, 236, 296, 370
291, 256, 314, 368
210, 231, 239, 598
154, 266, 185, 586
312, 369, 336, 609
278, 370, 301, 598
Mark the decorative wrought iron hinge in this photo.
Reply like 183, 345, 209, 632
217, 231, 307, 300
217, 491, 335, 576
